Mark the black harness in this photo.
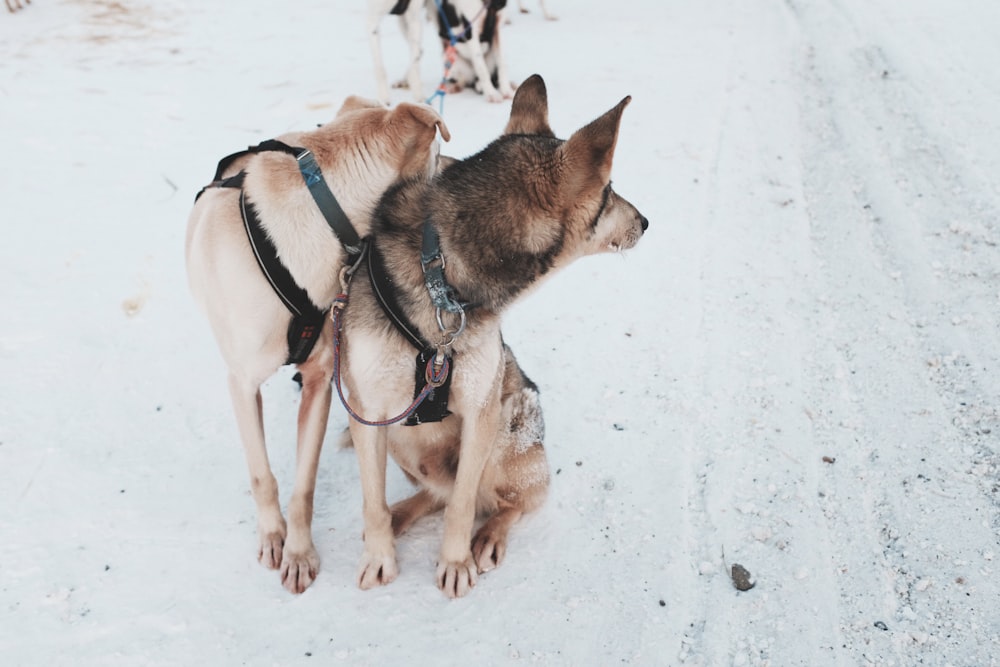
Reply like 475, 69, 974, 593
364, 245, 445, 425
196, 140, 464, 425
195, 140, 362, 366
435, 0, 506, 44
363, 216, 473, 425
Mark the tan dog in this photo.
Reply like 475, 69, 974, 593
185, 97, 449, 594
338, 75, 647, 597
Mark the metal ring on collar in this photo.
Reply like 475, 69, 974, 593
435, 305, 466, 346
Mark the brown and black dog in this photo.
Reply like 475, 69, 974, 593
339, 75, 647, 597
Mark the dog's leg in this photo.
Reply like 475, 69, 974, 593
463, 23, 504, 103
472, 347, 549, 573
277, 342, 334, 594
472, 505, 522, 572
471, 444, 549, 572
436, 397, 503, 597
487, 18, 516, 99
227, 373, 287, 570
351, 422, 399, 589
391, 488, 445, 536
367, 3, 393, 104
398, 10, 425, 101
538, 0, 557, 20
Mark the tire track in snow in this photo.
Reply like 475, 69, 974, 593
789, 0, 1000, 663
673, 3, 855, 664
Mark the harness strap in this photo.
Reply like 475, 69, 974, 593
196, 139, 362, 254
194, 138, 364, 366
241, 191, 328, 365
368, 244, 428, 351
293, 147, 363, 254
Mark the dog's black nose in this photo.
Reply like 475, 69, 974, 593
640, 215, 649, 231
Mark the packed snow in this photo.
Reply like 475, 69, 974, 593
2, 0, 999, 665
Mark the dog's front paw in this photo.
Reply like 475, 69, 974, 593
280, 546, 320, 594
257, 517, 288, 570
436, 556, 478, 598
357, 549, 398, 590
499, 83, 516, 100
484, 89, 504, 104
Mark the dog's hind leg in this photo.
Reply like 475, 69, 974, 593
471, 445, 549, 572
278, 338, 335, 594
228, 372, 287, 571
472, 505, 522, 572
471, 443, 549, 572
391, 488, 445, 536
472, 347, 550, 573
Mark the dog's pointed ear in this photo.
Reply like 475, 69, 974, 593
563, 95, 631, 183
393, 102, 451, 141
505, 74, 554, 137
337, 95, 384, 116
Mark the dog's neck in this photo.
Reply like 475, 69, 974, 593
372, 187, 568, 350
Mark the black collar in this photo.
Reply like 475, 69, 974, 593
420, 217, 468, 315
367, 243, 428, 351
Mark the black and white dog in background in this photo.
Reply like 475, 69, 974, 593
367, 0, 516, 104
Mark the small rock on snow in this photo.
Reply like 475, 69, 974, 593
731, 563, 756, 591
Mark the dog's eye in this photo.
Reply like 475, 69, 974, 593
590, 183, 613, 229
598, 183, 613, 212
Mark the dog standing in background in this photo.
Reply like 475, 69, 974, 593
368, 0, 427, 105
368, 0, 516, 104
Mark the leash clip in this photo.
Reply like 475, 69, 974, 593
434, 304, 466, 348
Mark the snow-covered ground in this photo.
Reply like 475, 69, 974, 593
3, 0, 1000, 664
